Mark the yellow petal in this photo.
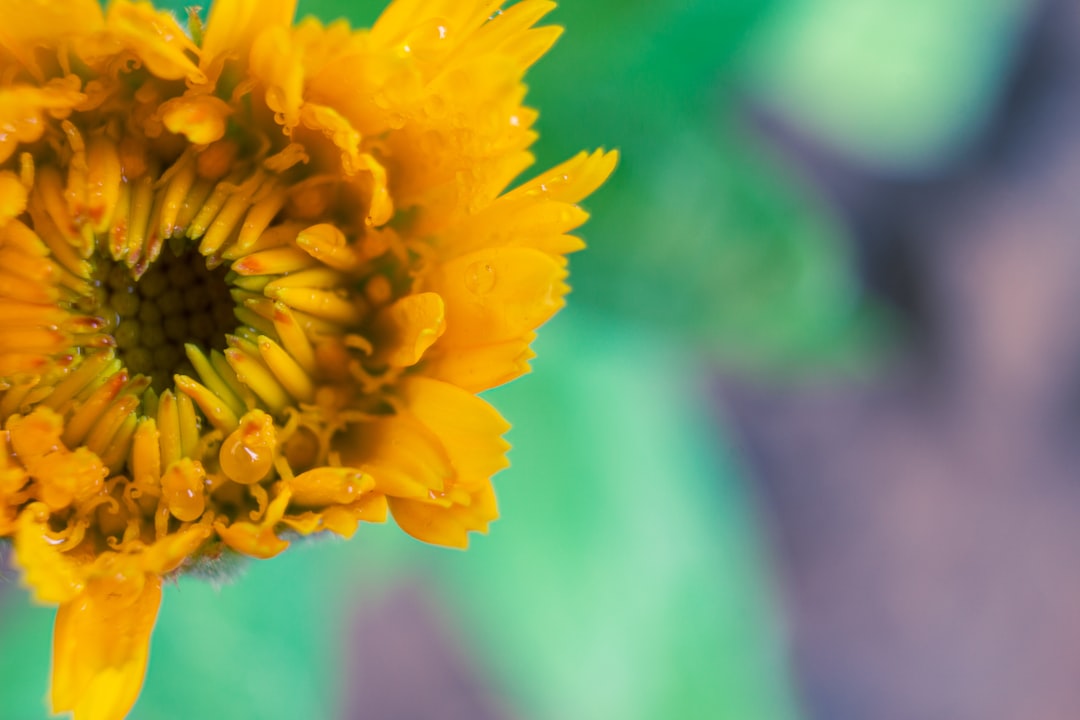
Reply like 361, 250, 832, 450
371, 0, 501, 55
51, 576, 162, 720
0, 170, 28, 225
201, 0, 297, 68
0, 429, 28, 495
294, 223, 362, 271
504, 149, 619, 204
12, 502, 85, 604
0, 83, 86, 163
6, 406, 64, 463
442, 195, 590, 258
0, 0, 105, 75
299, 103, 361, 172
106, 1, 205, 83
355, 153, 393, 226
32, 446, 108, 511
251, 26, 304, 130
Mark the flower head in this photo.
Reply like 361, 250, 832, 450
0, 0, 615, 717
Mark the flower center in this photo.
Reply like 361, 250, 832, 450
89, 247, 236, 392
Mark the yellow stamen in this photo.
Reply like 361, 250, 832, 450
266, 286, 364, 325
270, 301, 316, 375
175, 374, 239, 433
256, 335, 315, 402
224, 339, 291, 414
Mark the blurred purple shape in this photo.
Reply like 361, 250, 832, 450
343, 581, 515, 720
727, 1, 1080, 718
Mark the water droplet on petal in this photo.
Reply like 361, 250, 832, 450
219, 410, 277, 484
464, 261, 496, 295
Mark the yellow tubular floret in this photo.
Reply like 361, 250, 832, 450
224, 337, 292, 414
175, 374, 240, 432
271, 301, 317, 374
130, 418, 162, 494
158, 152, 198, 240
234, 301, 279, 338
256, 335, 315, 402
61, 371, 129, 448
183, 343, 247, 416
236, 186, 289, 250
155, 390, 183, 469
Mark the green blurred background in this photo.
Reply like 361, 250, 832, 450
0, 0, 1032, 717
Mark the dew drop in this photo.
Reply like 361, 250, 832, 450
464, 261, 496, 295
400, 19, 451, 60
219, 410, 277, 484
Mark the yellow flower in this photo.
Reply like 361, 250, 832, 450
0, 0, 615, 717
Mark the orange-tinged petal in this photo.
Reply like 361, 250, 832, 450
388, 481, 498, 548
335, 413, 452, 499
325, 493, 388, 534
427, 246, 568, 347
214, 486, 291, 558
141, 522, 212, 575
51, 575, 162, 720
371, 291, 446, 367
399, 376, 509, 490
425, 333, 535, 392
287, 466, 374, 506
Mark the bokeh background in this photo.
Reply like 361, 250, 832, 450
2, 0, 1077, 717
